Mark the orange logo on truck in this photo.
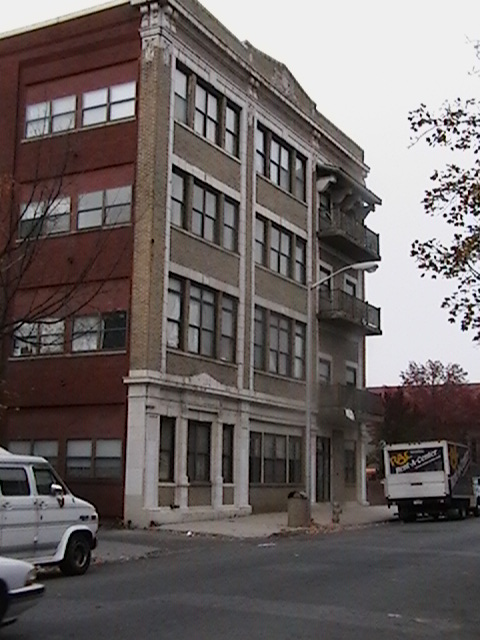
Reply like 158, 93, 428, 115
389, 451, 410, 467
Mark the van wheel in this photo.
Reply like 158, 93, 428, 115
60, 534, 91, 576
474, 502, 480, 517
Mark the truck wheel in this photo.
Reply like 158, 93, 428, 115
399, 508, 416, 523
474, 502, 480, 518
458, 505, 467, 520
60, 534, 91, 576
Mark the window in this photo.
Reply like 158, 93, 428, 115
192, 183, 217, 243
171, 170, 185, 227
222, 425, 234, 484
254, 307, 266, 370
19, 197, 71, 238
255, 216, 266, 266
345, 278, 357, 298
264, 434, 286, 483
255, 128, 266, 175
225, 105, 239, 156
72, 311, 127, 352
13, 319, 65, 357
319, 265, 333, 297
9, 440, 59, 469
194, 84, 218, 143
25, 95, 76, 138
269, 313, 290, 376
289, 436, 302, 484
66, 440, 92, 478
295, 156, 306, 201
0, 468, 30, 496
95, 439, 122, 478
345, 440, 356, 484
174, 68, 188, 123
249, 432, 262, 483
255, 307, 306, 379
187, 421, 210, 482
67, 439, 122, 479
167, 277, 182, 349
159, 417, 175, 482
318, 358, 332, 384
295, 238, 306, 284
33, 466, 61, 496
319, 192, 332, 219
168, 276, 237, 363
223, 199, 237, 251
82, 81, 136, 126
220, 296, 236, 363
269, 136, 290, 190
249, 432, 300, 484
270, 225, 291, 277
294, 324, 306, 380
188, 285, 215, 357
346, 365, 358, 387
77, 186, 132, 229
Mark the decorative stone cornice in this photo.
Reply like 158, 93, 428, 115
138, 1, 176, 64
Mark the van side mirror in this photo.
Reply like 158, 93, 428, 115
50, 483, 65, 507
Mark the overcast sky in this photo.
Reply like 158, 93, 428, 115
3, 0, 480, 386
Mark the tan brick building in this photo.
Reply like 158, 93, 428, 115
0, 0, 382, 525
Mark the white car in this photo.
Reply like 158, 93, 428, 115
0, 556, 45, 626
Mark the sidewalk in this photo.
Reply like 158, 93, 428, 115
93, 503, 397, 565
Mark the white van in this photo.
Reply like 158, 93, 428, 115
0, 448, 98, 575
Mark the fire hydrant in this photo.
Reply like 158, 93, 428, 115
332, 501, 342, 524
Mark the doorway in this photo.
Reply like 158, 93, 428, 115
316, 437, 331, 502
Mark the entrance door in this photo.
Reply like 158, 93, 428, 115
316, 437, 331, 502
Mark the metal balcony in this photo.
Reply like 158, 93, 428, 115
318, 209, 380, 262
318, 383, 384, 425
318, 289, 381, 335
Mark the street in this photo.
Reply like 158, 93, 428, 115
4, 518, 480, 640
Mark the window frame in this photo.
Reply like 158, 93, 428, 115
159, 417, 176, 483
71, 311, 127, 353
222, 424, 234, 484
187, 421, 211, 483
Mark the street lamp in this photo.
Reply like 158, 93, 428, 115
304, 259, 379, 506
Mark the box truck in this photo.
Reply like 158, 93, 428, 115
383, 440, 480, 522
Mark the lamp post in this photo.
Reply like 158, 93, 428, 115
304, 260, 379, 505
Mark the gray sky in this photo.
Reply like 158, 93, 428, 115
3, 0, 480, 385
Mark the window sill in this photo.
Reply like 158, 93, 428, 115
166, 348, 237, 369
174, 120, 241, 164
20, 116, 137, 144
15, 221, 132, 245
9, 349, 127, 362
253, 368, 305, 384
256, 173, 307, 207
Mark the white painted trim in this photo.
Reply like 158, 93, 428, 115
249, 422, 303, 436
171, 152, 241, 201
236, 103, 248, 390
169, 262, 240, 297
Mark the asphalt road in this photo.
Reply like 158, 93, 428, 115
5, 517, 480, 640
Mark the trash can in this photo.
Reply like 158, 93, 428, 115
287, 491, 310, 527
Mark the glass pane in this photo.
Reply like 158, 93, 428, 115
110, 81, 136, 103
206, 119, 216, 142
175, 69, 187, 98
271, 227, 280, 250
102, 312, 127, 349
26, 120, 48, 138
83, 106, 107, 126
194, 111, 205, 135
205, 191, 216, 216
105, 203, 131, 225
8, 441, 31, 455
52, 113, 75, 132
192, 210, 203, 236
223, 227, 235, 251
188, 327, 199, 353
33, 441, 58, 458
26, 101, 50, 121
174, 96, 188, 123
201, 329, 214, 356
67, 440, 92, 457
0, 468, 30, 496
39, 320, 65, 353
96, 439, 122, 458
195, 85, 206, 111
168, 290, 181, 321
105, 186, 131, 207
280, 232, 291, 254
280, 146, 289, 170
270, 140, 279, 162
224, 201, 235, 227
83, 88, 107, 109
226, 106, 236, 132
110, 101, 135, 121
52, 95, 76, 115
193, 185, 204, 212
189, 296, 201, 326
207, 94, 217, 119
172, 172, 184, 202
204, 216, 215, 241
167, 322, 179, 348
225, 131, 236, 155
78, 209, 102, 229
